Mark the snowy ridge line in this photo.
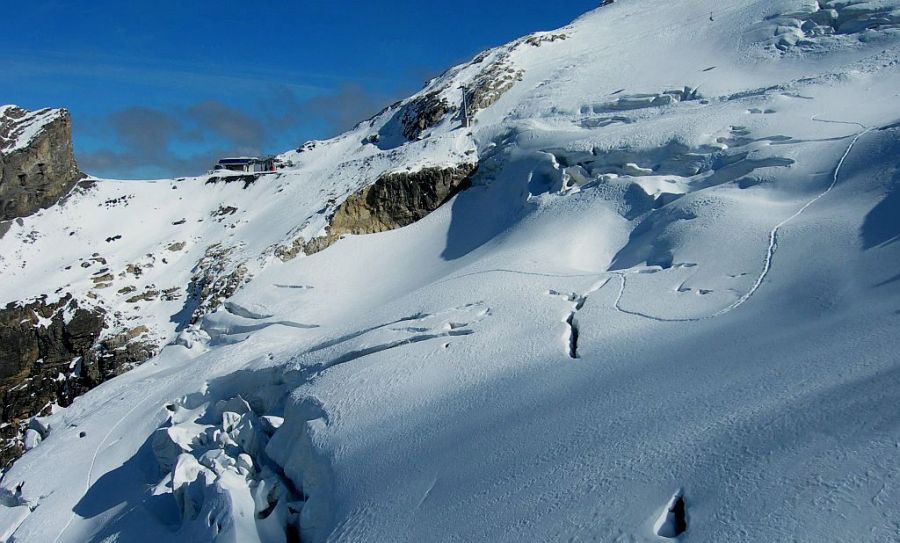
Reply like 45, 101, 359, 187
413, 0, 751, 121
557, 2, 751, 67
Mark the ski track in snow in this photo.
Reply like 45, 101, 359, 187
706, 122, 874, 315
51, 389, 160, 543
442, 119, 875, 333
541, 120, 875, 346
612, 120, 874, 323
606, 122, 873, 324
457, 113, 871, 352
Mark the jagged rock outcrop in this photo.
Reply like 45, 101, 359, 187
0, 295, 156, 468
185, 244, 251, 324
400, 92, 457, 140
297, 163, 477, 256
392, 32, 567, 143
206, 173, 260, 189
0, 106, 82, 221
465, 52, 525, 115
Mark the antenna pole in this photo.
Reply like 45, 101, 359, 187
459, 85, 469, 128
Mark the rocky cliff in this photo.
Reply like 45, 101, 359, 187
0, 295, 156, 468
0, 105, 82, 222
289, 163, 477, 257
330, 163, 477, 235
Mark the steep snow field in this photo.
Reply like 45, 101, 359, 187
2, 0, 900, 541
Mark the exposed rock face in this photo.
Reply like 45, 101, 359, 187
524, 33, 568, 47
206, 173, 259, 189
125, 289, 159, 304
331, 164, 477, 233
465, 55, 525, 115
299, 163, 477, 256
274, 237, 307, 262
400, 92, 457, 140
0, 295, 155, 468
394, 32, 566, 142
0, 106, 82, 221
185, 244, 251, 324
462, 32, 572, 119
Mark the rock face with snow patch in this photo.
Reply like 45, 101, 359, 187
184, 244, 252, 324
0, 295, 155, 468
400, 92, 458, 140
0, 296, 103, 467
465, 50, 525, 115
0, 106, 82, 221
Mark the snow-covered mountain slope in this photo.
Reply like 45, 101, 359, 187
2, 0, 900, 541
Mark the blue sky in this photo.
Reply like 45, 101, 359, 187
2, 1, 598, 178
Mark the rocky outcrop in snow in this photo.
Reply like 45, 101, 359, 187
298, 163, 477, 256
400, 92, 458, 141
464, 50, 525, 115
330, 164, 477, 235
0, 106, 82, 221
384, 29, 564, 144
0, 295, 156, 468
185, 244, 252, 324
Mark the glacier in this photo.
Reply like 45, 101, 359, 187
1, 0, 900, 541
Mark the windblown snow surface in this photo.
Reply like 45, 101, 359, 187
2, 0, 900, 541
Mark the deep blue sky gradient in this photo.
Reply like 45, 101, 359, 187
1, 1, 599, 178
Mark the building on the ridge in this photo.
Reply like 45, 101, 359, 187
212, 156, 276, 174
